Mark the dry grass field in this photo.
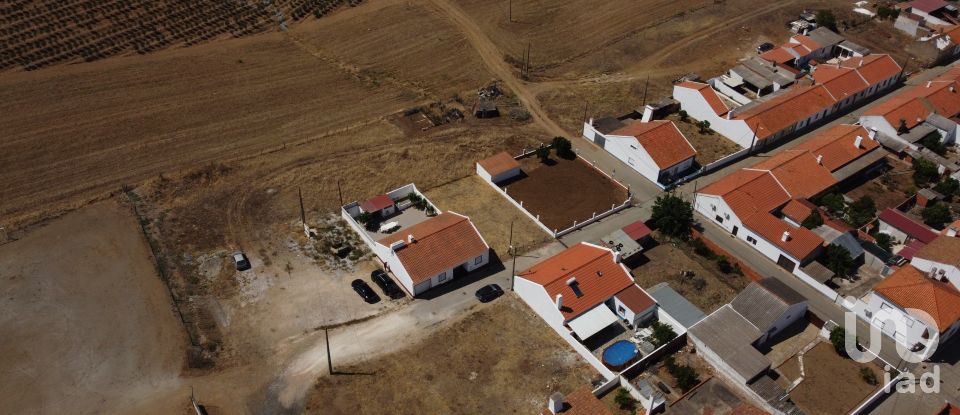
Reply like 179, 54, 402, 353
304, 295, 598, 414
785, 343, 884, 415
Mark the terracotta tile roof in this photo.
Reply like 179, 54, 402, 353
792, 124, 880, 172
539, 386, 612, 415
615, 284, 656, 313
699, 169, 766, 196
839, 55, 902, 86
879, 208, 938, 244
915, 235, 960, 268
720, 172, 792, 219
676, 81, 729, 116
864, 67, 960, 131
791, 34, 822, 51
760, 47, 800, 64
752, 150, 837, 198
936, 402, 960, 415
899, 239, 927, 260
609, 121, 697, 168
622, 220, 652, 240
360, 194, 395, 212
743, 213, 824, 259
908, 0, 947, 13
377, 212, 488, 284
737, 85, 838, 140
518, 243, 634, 321
781, 198, 817, 223
817, 66, 870, 99
874, 265, 960, 332
941, 219, 960, 235
477, 151, 520, 177
944, 25, 960, 44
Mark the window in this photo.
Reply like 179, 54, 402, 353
747, 236, 757, 245
618, 305, 626, 316
880, 302, 892, 311
715, 215, 724, 224
570, 281, 584, 298
437, 271, 448, 282
711, 204, 717, 211
474, 255, 483, 265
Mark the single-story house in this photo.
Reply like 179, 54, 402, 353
515, 242, 658, 342
934, 25, 960, 60
582, 118, 696, 186
862, 264, 960, 352
688, 279, 807, 384
376, 211, 490, 296
476, 151, 522, 184
646, 283, 707, 330
878, 208, 939, 245
359, 194, 397, 218
859, 66, 960, 146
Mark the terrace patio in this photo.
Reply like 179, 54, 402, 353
362, 206, 430, 242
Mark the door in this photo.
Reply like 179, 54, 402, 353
594, 134, 606, 149
732, 226, 739, 236
776, 254, 796, 273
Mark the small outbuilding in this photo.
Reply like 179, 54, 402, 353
359, 194, 397, 217
476, 151, 522, 184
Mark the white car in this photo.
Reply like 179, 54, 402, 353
232, 251, 251, 271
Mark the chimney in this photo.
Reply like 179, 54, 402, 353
868, 128, 877, 140
950, 85, 956, 93
948, 227, 958, 237
548, 392, 565, 414
930, 267, 939, 278
588, 117, 594, 126
641, 105, 654, 123
555, 294, 563, 310
566, 277, 577, 286
816, 154, 824, 165
407, 234, 416, 243
612, 250, 622, 263
782, 231, 791, 242
854, 135, 863, 148
927, 81, 932, 88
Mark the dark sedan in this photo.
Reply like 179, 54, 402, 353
351, 279, 381, 304
371, 269, 405, 299
475, 284, 504, 303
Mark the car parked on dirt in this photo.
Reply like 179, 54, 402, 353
475, 284, 504, 303
371, 269, 404, 299
232, 251, 251, 271
351, 279, 381, 304
757, 42, 775, 53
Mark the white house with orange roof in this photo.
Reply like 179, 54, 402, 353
514, 242, 660, 377
859, 264, 960, 353
859, 65, 960, 146
582, 117, 696, 186
674, 54, 902, 149
934, 25, 960, 59
912, 232, 960, 290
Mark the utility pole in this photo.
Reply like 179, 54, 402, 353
325, 329, 333, 375
298, 186, 305, 226
337, 179, 344, 207
508, 0, 512, 22
582, 101, 589, 123
509, 220, 517, 291
524, 43, 531, 79
641, 75, 650, 106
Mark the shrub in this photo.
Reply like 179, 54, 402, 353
536, 146, 550, 163
816, 9, 837, 31
651, 194, 694, 240
674, 365, 701, 392
935, 178, 960, 201
860, 367, 879, 386
802, 210, 824, 229
696, 120, 711, 134
614, 388, 635, 410
830, 326, 848, 357
716, 256, 733, 274
665, 356, 678, 373
552, 136, 575, 159
678, 110, 689, 122
913, 159, 939, 187
847, 196, 876, 227
732, 263, 744, 276
873, 232, 894, 252
824, 244, 856, 280
690, 238, 714, 258
877, 6, 900, 20
650, 321, 677, 347
820, 193, 846, 214
922, 204, 953, 228
919, 131, 947, 156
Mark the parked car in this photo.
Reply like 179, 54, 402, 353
351, 279, 381, 304
886, 255, 907, 267
371, 269, 404, 299
475, 284, 504, 303
757, 42, 775, 53
232, 251, 251, 271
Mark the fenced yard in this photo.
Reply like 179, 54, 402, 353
501, 156, 629, 233
777, 342, 885, 415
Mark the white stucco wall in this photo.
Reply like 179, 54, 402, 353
755, 302, 807, 345
878, 221, 910, 244
859, 115, 899, 139
673, 85, 755, 148
601, 134, 662, 184
864, 292, 937, 348
910, 257, 960, 290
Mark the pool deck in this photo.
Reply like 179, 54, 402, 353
583, 320, 636, 361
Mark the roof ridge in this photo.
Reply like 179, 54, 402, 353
379, 212, 466, 245
519, 244, 609, 283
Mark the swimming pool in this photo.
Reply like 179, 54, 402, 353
602, 340, 639, 369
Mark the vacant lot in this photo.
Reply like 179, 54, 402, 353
0, 202, 187, 415
665, 113, 743, 165
426, 175, 551, 254
304, 295, 598, 414
840, 158, 913, 212
632, 240, 749, 313
505, 156, 628, 232
786, 343, 883, 415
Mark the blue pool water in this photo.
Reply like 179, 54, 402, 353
602, 340, 638, 366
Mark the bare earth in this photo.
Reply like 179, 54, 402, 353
787, 343, 884, 415
0, 202, 188, 415
632, 241, 749, 313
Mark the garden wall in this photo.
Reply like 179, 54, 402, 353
689, 229, 762, 282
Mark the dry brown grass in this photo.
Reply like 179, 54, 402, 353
304, 295, 598, 414
787, 343, 883, 415
666, 113, 743, 165
425, 175, 551, 255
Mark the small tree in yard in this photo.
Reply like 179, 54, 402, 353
824, 244, 856, 280
816, 9, 838, 31
536, 146, 550, 163
696, 120, 711, 134
690, 238, 714, 258
935, 178, 960, 201
674, 365, 701, 392
913, 158, 940, 187
651, 194, 694, 240
830, 326, 849, 357
678, 110, 689, 122
552, 136, 575, 159
873, 232, 894, 253
847, 196, 876, 227
716, 256, 733, 274
802, 210, 824, 229
860, 367, 879, 386
820, 193, 845, 214
920, 131, 947, 156
650, 321, 677, 347
922, 204, 953, 228
614, 388, 635, 410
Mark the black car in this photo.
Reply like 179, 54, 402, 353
351, 279, 381, 304
475, 284, 504, 303
757, 42, 775, 54
371, 269, 404, 299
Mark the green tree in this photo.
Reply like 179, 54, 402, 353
650, 194, 694, 240
922, 204, 953, 228
650, 321, 677, 347
820, 193, 846, 214
674, 365, 701, 392
847, 196, 876, 227
816, 9, 838, 31
614, 388, 635, 410
551, 136, 575, 159
716, 256, 733, 274
824, 244, 855, 280
536, 146, 550, 163
696, 120, 711, 134
830, 326, 848, 356
935, 178, 960, 201
920, 131, 947, 156
877, 6, 900, 20
802, 210, 824, 229
689, 238, 714, 258
913, 158, 939, 187
860, 367, 879, 386
873, 232, 894, 253
678, 110, 689, 122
